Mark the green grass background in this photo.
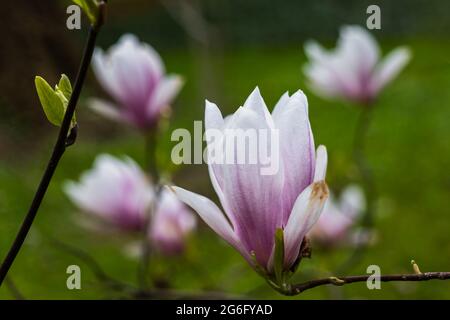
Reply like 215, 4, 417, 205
0, 39, 449, 299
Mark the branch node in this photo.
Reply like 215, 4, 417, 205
65, 125, 78, 147
329, 276, 345, 286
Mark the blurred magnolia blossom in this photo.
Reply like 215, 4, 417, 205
303, 25, 411, 105
64, 154, 153, 231
172, 87, 329, 283
90, 34, 184, 130
149, 190, 196, 255
64, 154, 195, 255
309, 184, 366, 246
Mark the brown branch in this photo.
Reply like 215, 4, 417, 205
286, 271, 450, 296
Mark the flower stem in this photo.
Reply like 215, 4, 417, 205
0, 3, 107, 286
353, 107, 377, 228
137, 129, 161, 289
336, 106, 377, 273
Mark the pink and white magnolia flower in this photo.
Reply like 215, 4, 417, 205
172, 88, 329, 278
90, 34, 183, 130
303, 25, 411, 105
64, 154, 196, 255
64, 154, 154, 231
309, 185, 365, 246
149, 190, 196, 255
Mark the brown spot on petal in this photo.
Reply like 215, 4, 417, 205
311, 181, 329, 201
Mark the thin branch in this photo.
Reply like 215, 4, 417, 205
160, 0, 213, 46
52, 237, 245, 299
4, 277, 25, 300
287, 271, 450, 296
0, 1, 107, 286
50, 237, 130, 293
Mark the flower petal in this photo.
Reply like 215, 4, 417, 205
220, 106, 284, 267
243, 87, 274, 127
147, 75, 184, 116
283, 181, 329, 267
339, 25, 380, 74
340, 184, 366, 219
88, 98, 123, 122
170, 186, 237, 246
313, 145, 328, 182
371, 47, 411, 94
92, 48, 126, 103
272, 91, 315, 222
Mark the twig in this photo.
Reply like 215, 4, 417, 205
4, 277, 25, 300
160, 0, 213, 46
52, 237, 244, 299
0, 1, 107, 286
50, 237, 130, 293
286, 271, 450, 296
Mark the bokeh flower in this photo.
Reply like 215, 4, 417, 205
149, 190, 196, 255
90, 34, 183, 130
64, 154, 196, 255
303, 25, 411, 105
309, 184, 365, 246
172, 87, 329, 281
64, 154, 153, 232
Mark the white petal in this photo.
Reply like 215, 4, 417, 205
272, 91, 315, 221
243, 87, 273, 127
92, 49, 126, 102
88, 98, 122, 122
148, 75, 184, 114
340, 184, 366, 219
313, 145, 328, 182
283, 181, 329, 267
205, 100, 224, 131
339, 25, 380, 73
372, 47, 411, 94
304, 41, 328, 63
170, 186, 237, 246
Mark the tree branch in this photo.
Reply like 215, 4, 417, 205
285, 271, 450, 296
0, 1, 107, 286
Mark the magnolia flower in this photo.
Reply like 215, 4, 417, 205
64, 154, 196, 255
90, 34, 183, 130
309, 185, 365, 246
303, 25, 411, 105
172, 88, 329, 282
149, 190, 196, 255
64, 154, 153, 231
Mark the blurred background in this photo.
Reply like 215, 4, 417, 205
0, 0, 449, 299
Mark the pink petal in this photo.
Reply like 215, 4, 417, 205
272, 91, 315, 223
170, 186, 238, 247
283, 181, 329, 268
371, 47, 411, 94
